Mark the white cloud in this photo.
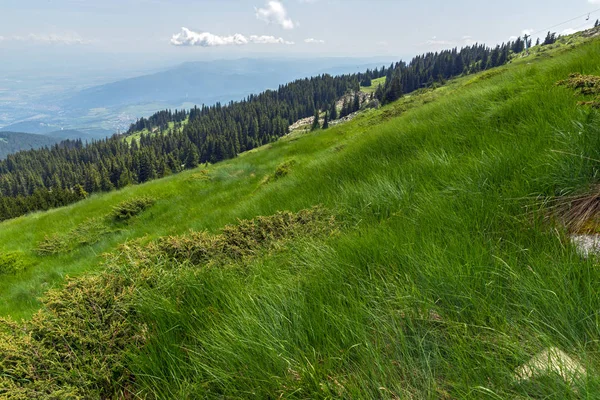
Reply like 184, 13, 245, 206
249, 35, 294, 44
589, 0, 600, 4
304, 38, 325, 44
256, 1, 295, 30
170, 27, 293, 47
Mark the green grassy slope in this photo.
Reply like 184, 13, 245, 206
2, 35, 600, 397
360, 76, 386, 93
124, 118, 189, 143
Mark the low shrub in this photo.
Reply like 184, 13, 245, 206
557, 74, 600, 108
0, 207, 336, 398
155, 206, 335, 264
36, 218, 117, 256
557, 73, 600, 96
0, 271, 144, 399
0, 252, 31, 276
273, 160, 297, 180
261, 160, 297, 186
111, 197, 156, 221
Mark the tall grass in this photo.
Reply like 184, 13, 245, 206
1, 37, 600, 397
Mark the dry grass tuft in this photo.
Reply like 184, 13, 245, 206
557, 73, 600, 108
544, 186, 600, 233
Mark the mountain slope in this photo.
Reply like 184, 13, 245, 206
1, 36, 600, 398
0, 131, 60, 159
62, 58, 392, 111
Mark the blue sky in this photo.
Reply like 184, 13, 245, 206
1, 0, 599, 71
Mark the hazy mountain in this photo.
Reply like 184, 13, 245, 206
0, 131, 60, 159
1, 57, 394, 140
61, 58, 392, 111
0, 121, 62, 135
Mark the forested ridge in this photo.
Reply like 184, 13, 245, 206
0, 132, 60, 160
0, 37, 535, 222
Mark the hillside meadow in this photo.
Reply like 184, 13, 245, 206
1, 34, 600, 398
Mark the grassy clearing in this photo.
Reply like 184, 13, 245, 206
124, 118, 188, 144
1, 35, 600, 397
360, 76, 386, 93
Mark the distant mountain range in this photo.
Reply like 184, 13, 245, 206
0, 57, 394, 140
61, 58, 392, 111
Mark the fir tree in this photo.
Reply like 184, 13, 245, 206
322, 112, 329, 129
353, 93, 360, 113
595, 19, 600, 28
543, 31, 557, 45
311, 109, 320, 131
384, 70, 403, 104
330, 102, 338, 121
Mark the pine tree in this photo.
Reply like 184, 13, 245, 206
543, 31, 557, 45
353, 93, 360, 113
595, 19, 600, 28
322, 111, 329, 129
330, 102, 338, 120
184, 144, 200, 169
74, 184, 88, 200
535, 38, 540, 46
384, 70, 403, 104
375, 83, 385, 102
340, 98, 349, 118
311, 109, 320, 131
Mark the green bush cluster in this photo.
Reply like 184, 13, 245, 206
36, 197, 156, 256
155, 206, 335, 264
0, 252, 31, 276
111, 197, 156, 221
261, 160, 297, 186
0, 208, 335, 398
0, 271, 144, 399
557, 73, 600, 108
36, 218, 116, 256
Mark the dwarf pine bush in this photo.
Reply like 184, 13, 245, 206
0, 253, 30, 276
0, 208, 336, 398
111, 197, 156, 221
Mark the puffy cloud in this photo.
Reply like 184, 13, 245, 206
170, 27, 293, 47
256, 1, 295, 30
249, 35, 294, 44
171, 28, 248, 46
304, 38, 325, 44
